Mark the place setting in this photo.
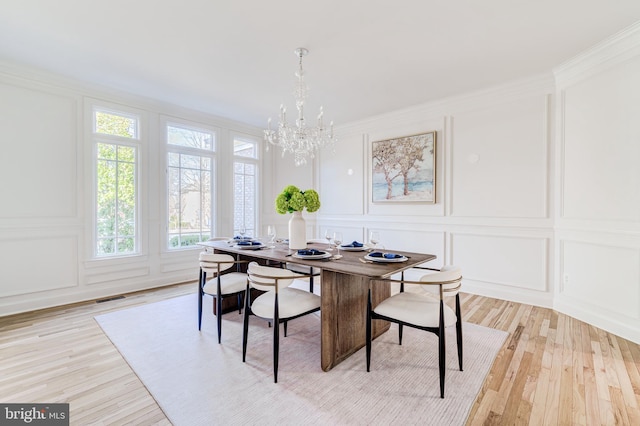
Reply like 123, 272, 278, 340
291, 248, 333, 260
361, 251, 409, 263
337, 240, 366, 252
233, 240, 265, 250
356, 231, 408, 263
229, 226, 277, 250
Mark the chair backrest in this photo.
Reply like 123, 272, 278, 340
247, 262, 299, 292
419, 265, 462, 298
199, 252, 237, 274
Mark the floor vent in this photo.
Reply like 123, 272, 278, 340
96, 295, 125, 303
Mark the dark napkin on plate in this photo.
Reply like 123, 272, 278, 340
297, 249, 325, 256
341, 241, 364, 247
237, 241, 261, 246
368, 251, 402, 259
234, 236, 252, 240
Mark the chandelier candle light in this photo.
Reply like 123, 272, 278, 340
264, 47, 336, 166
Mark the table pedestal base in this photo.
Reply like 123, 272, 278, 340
321, 271, 390, 371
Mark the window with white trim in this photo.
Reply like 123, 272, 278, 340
233, 135, 259, 238
166, 123, 216, 249
93, 108, 139, 257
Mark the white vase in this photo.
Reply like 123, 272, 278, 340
288, 211, 306, 249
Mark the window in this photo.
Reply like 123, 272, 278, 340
233, 136, 259, 238
93, 108, 139, 257
167, 123, 215, 249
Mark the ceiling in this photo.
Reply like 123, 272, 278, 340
1, 1, 640, 128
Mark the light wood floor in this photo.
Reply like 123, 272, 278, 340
1, 284, 639, 425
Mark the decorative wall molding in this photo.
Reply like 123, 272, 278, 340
451, 232, 550, 292
557, 54, 640, 224
448, 92, 552, 220
0, 82, 79, 219
0, 235, 79, 298
558, 239, 640, 317
86, 267, 151, 285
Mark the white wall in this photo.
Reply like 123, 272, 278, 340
311, 75, 555, 309
305, 22, 640, 344
0, 63, 262, 316
554, 23, 640, 343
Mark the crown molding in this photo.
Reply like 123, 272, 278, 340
337, 73, 554, 134
0, 60, 262, 136
554, 21, 640, 87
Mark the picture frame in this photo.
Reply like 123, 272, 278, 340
371, 131, 436, 203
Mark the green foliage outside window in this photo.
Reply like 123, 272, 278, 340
95, 111, 137, 138
94, 109, 138, 257
96, 143, 136, 255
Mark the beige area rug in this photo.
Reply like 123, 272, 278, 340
95, 294, 507, 425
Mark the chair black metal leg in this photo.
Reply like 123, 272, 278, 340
284, 320, 288, 337
242, 287, 250, 362
273, 294, 280, 383
439, 300, 446, 398
309, 274, 314, 293
216, 294, 223, 344
366, 290, 372, 372
215, 275, 224, 343
399, 324, 403, 345
456, 294, 463, 371
198, 269, 204, 331
237, 293, 243, 314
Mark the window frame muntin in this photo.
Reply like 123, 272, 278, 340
91, 105, 142, 259
232, 133, 260, 238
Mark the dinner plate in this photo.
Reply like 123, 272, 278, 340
234, 243, 264, 250
339, 245, 366, 252
292, 252, 332, 260
364, 253, 408, 263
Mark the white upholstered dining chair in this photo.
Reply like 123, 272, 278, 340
366, 266, 463, 398
242, 262, 321, 382
198, 252, 248, 343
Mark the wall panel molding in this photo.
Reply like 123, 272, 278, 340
558, 239, 640, 319
449, 92, 551, 219
0, 235, 79, 298
451, 232, 549, 292
86, 267, 151, 285
0, 82, 79, 219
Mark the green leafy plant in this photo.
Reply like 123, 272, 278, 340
275, 185, 321, 214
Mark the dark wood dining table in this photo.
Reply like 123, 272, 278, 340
199, 239, 436, 371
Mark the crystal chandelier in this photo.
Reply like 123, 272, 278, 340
264, 47, 336, 166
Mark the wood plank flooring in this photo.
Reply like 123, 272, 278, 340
1, 284, 639, 425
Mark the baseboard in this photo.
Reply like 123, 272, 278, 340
462, 282, 553, 309
554, 295, 640, 345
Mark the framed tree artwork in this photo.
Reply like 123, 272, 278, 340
371, 131, 436, 203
